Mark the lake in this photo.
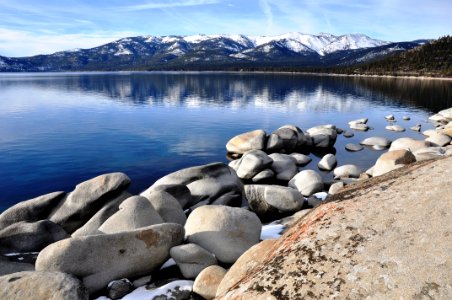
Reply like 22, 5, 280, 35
0, 72, 451, 211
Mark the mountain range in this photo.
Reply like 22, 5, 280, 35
0, 32, 425, 72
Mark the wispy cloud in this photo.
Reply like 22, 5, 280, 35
125, 0, 220, 11
259, 0, 274, 33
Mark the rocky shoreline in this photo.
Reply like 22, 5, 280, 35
0, 107, 451, 299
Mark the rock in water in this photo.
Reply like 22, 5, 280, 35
226, 129, 266, 154
342, 131, 354, 138
360, 136, 391, 147
425, 133, 451, 147
269, 153, 298, 181
150, 163, 244, 207
318, 154, 337, 171
48, 172, 131, 234
333, 165, 362, 178
307, 126, 337, 148
345, 143, 363, 152
385, 125, 405, 132
235, 150, 273, 179
0, 271, 88, 300
290, 153, 312, 166
373, 150, 416, 177
184, 206, 261, 264
288, 170, 323, 196
35, 223, 184, 294
193, 265, 227, 300
170, 243, 217, 279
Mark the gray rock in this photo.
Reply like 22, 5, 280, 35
413, 147, 448, 161
318, 154, 337, 171
185, 206, 261, 264
228, 159, 240, 171
145, 191, 187, 226
226, 129, 266, 154
307, 126, 337, 148
0, 256, 34, 276
141, 184, 192, 209
0, 220, 69, 254
265, 133, 284, 153
385, 125, 405, 132
385, 114, 395, 121
403, 116, 410, 121
170, 243, 217, 279
290, 153, 312, 166
132, 275, 152, 288
108, 279, 134, 299
0, 191, 65, 230
72, 191, 131, 237
425, 133, 451, 147
36, 223, 184, 294
348, 118, 368, 126
410, 124, 421, 132
98, 196, 164, 234
342, 131, 354, 138
269, 127, 298, 153
279, 125, 310, 148
48, 172, 131, 234
269, 153, 298, 181
193, 265, 227, 300
251, 169, 275, 182
151, 163, 244, 207
345, 143, 363, 152
245, 185, 303, 216
235, 150, 273, 179
328, 182, 345, 195
333, 165, 362, 178
288, 170, 323, 197
389, 137, 431, 152
349, 123, 369, 131
373, 150, 416, 177
360, 136, 391, 147
372, 145, 386, 151
0, 271, 88, 300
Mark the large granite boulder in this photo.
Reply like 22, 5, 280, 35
389, 137, 431, 152
333, 164, 362, 178
36, 223, 184, 294
185, 206, 261, 264
0, 256, 34, 276
48, 172, 131, 234
373, 150, 416, 177
288, 170, 323, 197
97, 196, 164, 234
269, 153, 298, 181
150, 163, 244, 207
290, 153, 312, 166
226, 130, 266, 154
193, 265, 227, 300
426, 133, 451, 147
141, 184, 192, 209
318, 153, 337, 171
0, 220, 69, 254
306, 125, 337, 148
0, 271, 88, 300
267, 126, 298, 153
144, 191, 187, 225
234, 150, 273, 179
360, 137, 391, 148
0, 191, 65, 230
170, 243, 217, 279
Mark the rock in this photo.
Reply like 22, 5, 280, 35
184, 206, 261, 264
373, 150, 416, 177
425, 133, 451, 147
193, 265, 227, 300
410, 124, 421, 132
215, 239, 276, 297
440, 127, 452, 138
348, 118, 368, 125
48, 172, 131, 234
429, 113, 449, 122
269, 127, 298, 153
360, 136, 391, 147
265, 133, 284, 153
97, 196, 164, 234
388, 137, 430, 152
336, 128, 344, 134
251, 169, 275, 182
141, 184, 192, 209
403, 116, 410, 120
366, 166, 375, 176
385, 114, 395, 120
422, 129, 438, 137
349, 123, 369, 131
0, 220, 69, 254
0, 256, 34, 276
288, 170, 323, 197
226, 129, 266, 154
0, 191, 65, 230
280, 209, 312, 228
437, 107, 452, 120
122, 280, 193, 300
132, 275, 152, 288
71, 191, 131, 237
145, 191, 187, 225
386, 125, 405, 132
328, 182, 345, 195
345, 143, 363, 152
290, 153, 312, 166
151, 162, 244, 207
333, 165, 362, 178
245, 185, 303, 217
342, 131, 354, 137
107, 279, 133, 300
279, 125, 310, 148
269, 153, 298, 181
170, 243, 217, 279
0, 271, 88, 300
413, 147, 448, 161
235, 150, 273, 179
318, 154, 337, 171
307, 126, 337, 148
228, 159, 240, 171
36, 223, 184, 294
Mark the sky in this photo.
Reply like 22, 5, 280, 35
0, 0, 450, 57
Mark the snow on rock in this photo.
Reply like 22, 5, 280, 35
121, 280, 194, 300
261, 224, 286, 240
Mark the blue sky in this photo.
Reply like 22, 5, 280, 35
0, 0, 450, 57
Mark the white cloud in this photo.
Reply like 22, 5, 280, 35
125, 0, 220, 11
259, 0, 274, 34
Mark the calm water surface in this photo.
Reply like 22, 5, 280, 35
0, 72, 451, 211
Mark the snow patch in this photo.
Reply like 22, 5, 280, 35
230, 53, 248, 59
114, 44, 132, 56
261, 224, 286, 240
121, 280, 193, 300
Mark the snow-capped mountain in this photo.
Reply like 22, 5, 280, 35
0, 32, 423, 72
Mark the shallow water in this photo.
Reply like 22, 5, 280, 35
0, 72, 451, 211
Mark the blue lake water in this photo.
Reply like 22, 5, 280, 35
0, 72, 451, 211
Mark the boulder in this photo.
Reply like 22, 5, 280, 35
268, 127, 297, 153
0, 220, 69, 254
410, 124, 421, 132
0, 256, 34, 276
107, 279, 134, 300
318, 154, 337, 171
48, 172, 131, 234
184, 206, 261, 264
437, 107, 452, 120
170, 243, 217, 279
36, 223, 184, 294
269, 153, 298, 181
349, 123, 369, 131
360, 136, 391, 147
389, 137, 431, 152
279, 125, 310, 148
307, 126, 337, 148
265, 132, 283, 152
141, 184, 192, 209
193, 265, 227, 300
425, 133, 451, 147
403, 116, 410, 120
288, 170, 323, 197
235, 150, 273, 179
422, 129, 438, 137
333, 165, 362, 178
132, 275, 152, 288
245, 185, 303, 217
72, 191, 131, 237
386, 125, 405, 132
150, 163, 244, 207
413, 147, 449, 161
226, 130, 266, 154
440, 127, 452, 138
345, 143, 363, 152
290, 153, 312, 166
0, 271, 88, 300
0, 191, 65, 230
144, 191, 187, 225
328, 182, 345, 195
97, 196, 164, 234
385, 114, 395, 120
251, 169, 275, 183
373, 150, 416, 177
